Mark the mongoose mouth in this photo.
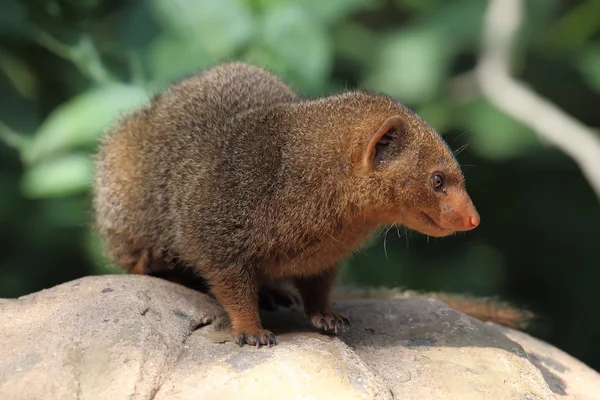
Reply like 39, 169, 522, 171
419, 212, 454, 237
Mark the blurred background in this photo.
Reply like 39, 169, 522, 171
1, 0, 599, 369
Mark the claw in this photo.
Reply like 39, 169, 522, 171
235, 334, 245, 346
310, 312, 350, 334
232, 329, 277, 348
248, 335, 254, 346
328, 319, 336, 330
321, 318, 329, 330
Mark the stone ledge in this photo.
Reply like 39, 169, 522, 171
0, 275, 598, 399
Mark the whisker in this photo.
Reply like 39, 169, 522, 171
453, 143, 470, 156
449, 130, 472, 148
383, 225, 394, 259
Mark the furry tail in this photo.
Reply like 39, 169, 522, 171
333, 287, 534, 330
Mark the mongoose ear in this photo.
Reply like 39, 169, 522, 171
362, 116, 405, 169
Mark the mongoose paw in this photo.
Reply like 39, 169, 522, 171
258, 284, 301, 311
310, 312, 350, 334
131, 246, 175, 275
233, 329, 278, 348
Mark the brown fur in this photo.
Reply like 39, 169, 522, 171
93, 62, 480, 346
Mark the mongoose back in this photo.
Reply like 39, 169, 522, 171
93, 62, 480, 347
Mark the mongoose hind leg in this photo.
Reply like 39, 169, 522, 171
130, 246, 173, 275
294, 267, 350, 334
129, 252, 301, 313
203, 266, 277, 347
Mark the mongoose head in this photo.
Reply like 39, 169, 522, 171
354, 106, 480, 237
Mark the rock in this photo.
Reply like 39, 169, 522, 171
0, 275, 598, 400
0, 275, 223, 400
498, 326, 600, 400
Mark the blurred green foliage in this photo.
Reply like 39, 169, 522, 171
1, 0, 599, 369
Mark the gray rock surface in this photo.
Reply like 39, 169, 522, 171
0, 275, 598, 400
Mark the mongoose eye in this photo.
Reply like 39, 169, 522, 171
431, 173, 445, 191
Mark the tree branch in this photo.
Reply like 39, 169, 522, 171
30, 27, 113, 85
475, 0, 600, 200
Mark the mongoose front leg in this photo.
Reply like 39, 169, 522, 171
204, 267, 277, 347
294, 267, 350, 333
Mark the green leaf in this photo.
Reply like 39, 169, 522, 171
150, 0, 254, 59
146, 35, 213, 85
459, 99, 540, 161
395, 0, 441, 12
21, 153, 93, 198
251, 2, 332, 93
416, 100, 453, 133
0, 66, 40, 135
24, 84, 149, 163
366, 28, 449, 103
417, 0, 486, 51
91, 1, 160, 51
300, 0, 377, 24
577, 45, 600, 94
334, 22, 377, 65
0, 48, 39, 100
539, 0, 600, 54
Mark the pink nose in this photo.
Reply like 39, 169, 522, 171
467, 214, 480, 229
